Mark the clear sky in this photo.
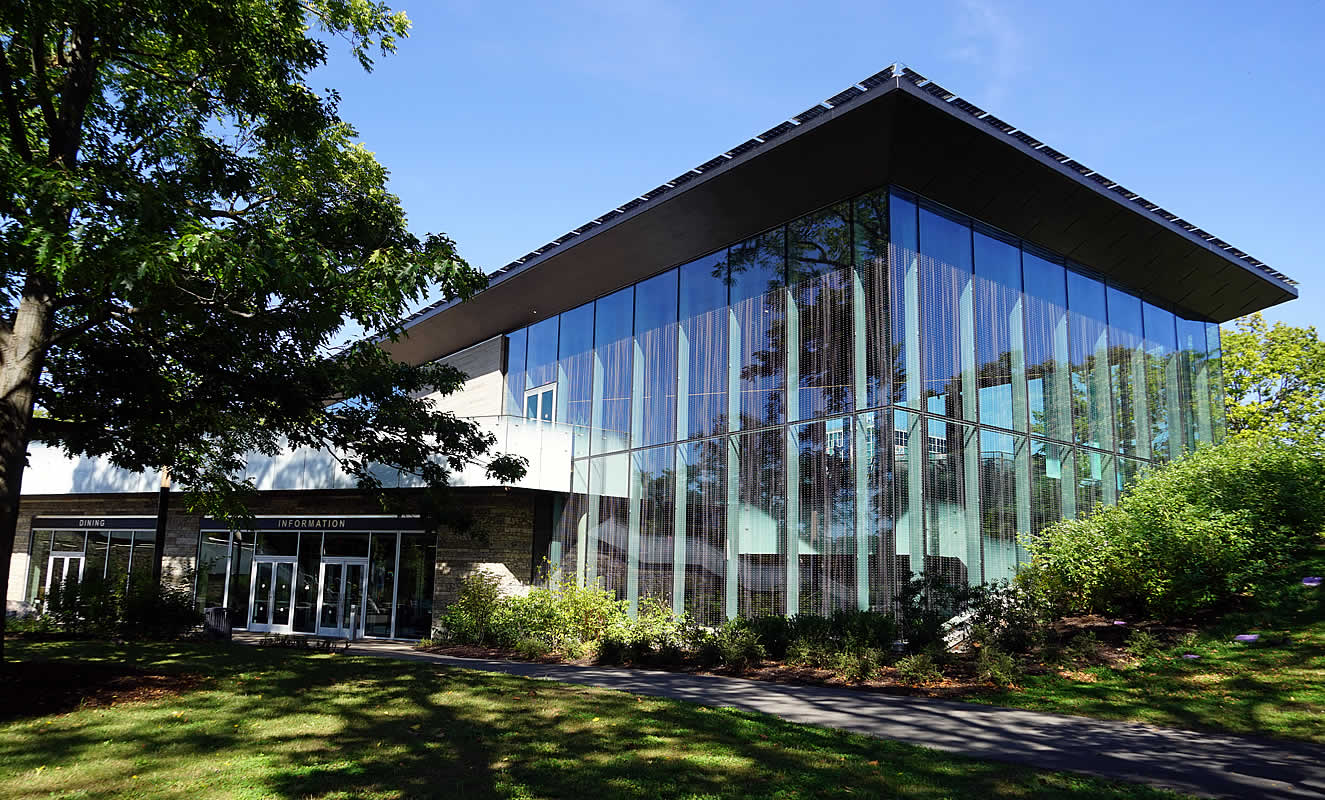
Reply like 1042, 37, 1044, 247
311, 0, 1324, 332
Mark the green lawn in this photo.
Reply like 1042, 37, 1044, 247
0, 641, 1186, 800
979, 551, 1325, 744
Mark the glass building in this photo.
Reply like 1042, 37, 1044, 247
7, 65, 1299, 635
498, 187, 1228, 623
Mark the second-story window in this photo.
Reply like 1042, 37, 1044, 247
525, 384, 556, 423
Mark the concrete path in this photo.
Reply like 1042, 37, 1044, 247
237, 634, 1325, 799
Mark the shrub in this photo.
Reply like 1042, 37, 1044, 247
438, 570, 504, 645
895, 653, 942, 685
1020, 439, 1325, 619
32, 577, 200, 639
714, 618, 765, 670
1062, 631, 1100, 666
976, 645, 1021, 687
833, 647, 883, 683
1125, 629, 1162, 660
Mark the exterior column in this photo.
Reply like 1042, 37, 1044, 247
906, 412, 925, 579
784, 285, 801, 615
1014, 434, 1033, 567
725, 436, 741, 620
962, 425, 981, 586
852, 264, 870, 611
671, 447, 688, 616
1131, 344, 1152, 461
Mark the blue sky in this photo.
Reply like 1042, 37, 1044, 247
313, 0, 1324, 332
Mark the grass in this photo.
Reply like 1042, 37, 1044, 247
978, 549, 1325, 744
0, 640, 1189, 800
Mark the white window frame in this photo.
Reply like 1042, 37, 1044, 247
524, 383, 556, 423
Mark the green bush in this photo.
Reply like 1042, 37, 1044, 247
439, 570, 627, 653
714, 618, 765, 670
833, 647, 883, 683
976, 645, 1021, 687
1020, 439, 1325, 619
32, 576, 200, 639
1125, 629, 1162, 660
895, 653, 942, 685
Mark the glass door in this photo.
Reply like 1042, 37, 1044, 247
248, 557, 297, 633
45, 553, 85, 597
317, 558, 368, 638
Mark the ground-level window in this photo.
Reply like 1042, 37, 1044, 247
26, 526, 157, 604
194, 525, 436, 640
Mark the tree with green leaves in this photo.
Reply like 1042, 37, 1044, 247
0, 1, 525, 660
1222, 312, 1325, 444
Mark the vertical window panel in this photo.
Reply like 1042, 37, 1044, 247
1177, 317, 1208, 450
733, 427, 786, 617
860, 411, 902, 610
525, 317, 559, 390
789, 203, 854, 421
923, 418, 979, 588
1067, 270, 1114, 451
591, 452, 631, 600
1023, 252, 1071, 442
632, 445, 675, 609
1143, 301, 1179, 461
503, 328, 528, 416
794, 417, 855, 614
973, 231, 1025, 431
1075, 449, 1115, 516
978, 429, 1022, 583
1030, 439, 1074, 533
679, 251, 729, 440
592, 287, 634, 454
730, 229, 787, 428
1107, 286, 1149, 459
854, 189, 890, 410
889, 192, 921, 409
635, 269, 679, 447
395, 533, 435, 639
681, 437, 727, 625
1206, 322, 1227, 443
558, 303, 594, 456
919, 207, 976, 422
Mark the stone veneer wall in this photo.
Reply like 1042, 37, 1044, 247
433, 489, 537, 617
7, 487, 544, 632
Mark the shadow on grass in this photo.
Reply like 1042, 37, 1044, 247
1, 640, 1181, 800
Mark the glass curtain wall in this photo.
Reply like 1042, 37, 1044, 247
25, 528, 157, 603
528, 185, 1225, 621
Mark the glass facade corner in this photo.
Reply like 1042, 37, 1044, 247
499, 185, 1225, 624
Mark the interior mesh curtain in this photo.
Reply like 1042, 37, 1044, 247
593, 287, 634, 455
973, 231, 1024, 432
730, 230, 787, 429
682, 437, 726, 625
854, 190, 891, 410
1066, 272, 1114, 452
1106, 286, 1148, 459
1142, 301, 1179, 462
918, 208, 975, 423
789, 202, 855, 421
636, 270, 678, 448
795, 418, 856, 615
633, 445, 675, 609
733, 427, 786, 617
978, 429, 1021, 583
680, 251, 729, 440
592, 452, 631, 598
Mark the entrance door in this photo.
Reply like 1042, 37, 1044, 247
45, 553, 85, 596
317, 558, 368, 638
249, 557, 297, 633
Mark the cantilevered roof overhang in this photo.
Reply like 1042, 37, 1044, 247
384, 65, 1297, 366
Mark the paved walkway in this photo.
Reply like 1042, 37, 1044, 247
236, 634, 1325, 799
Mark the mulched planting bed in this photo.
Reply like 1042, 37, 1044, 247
415, 642, 1039, 698
0, 660, 206, 719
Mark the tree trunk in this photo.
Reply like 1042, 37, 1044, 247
0, 284, 54, 664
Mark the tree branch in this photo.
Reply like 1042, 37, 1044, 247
0, 40, 33, 163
